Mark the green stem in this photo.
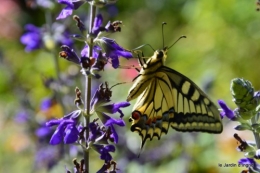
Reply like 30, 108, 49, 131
83, 4, 97, 173
44, 11, 66, 112
251, 116, 260, 149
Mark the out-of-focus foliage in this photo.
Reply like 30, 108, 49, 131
1, 0, 260, 173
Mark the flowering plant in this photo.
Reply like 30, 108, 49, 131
20, 0, 133, 172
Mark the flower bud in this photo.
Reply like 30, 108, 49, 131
230, 78, 257, 112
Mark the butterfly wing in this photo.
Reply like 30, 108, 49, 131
129, 66, 223, 148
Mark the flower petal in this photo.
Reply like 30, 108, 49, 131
81, 45, 101, 58
218, 100, 235, 119
49, 127, 63, 145
56, 7, 73, 20
92, 14, 103, 35
97, 112, 125, 127
64, 124, 79, 144
60, 45, 80, 64
111, 56, 119, 68
109, 125, 118, 143
102, 102, 130, 114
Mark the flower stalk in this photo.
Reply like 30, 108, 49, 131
83, 4, 97, 173
251, 116, 260, 149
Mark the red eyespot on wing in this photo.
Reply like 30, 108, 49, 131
132, 111, 140, 120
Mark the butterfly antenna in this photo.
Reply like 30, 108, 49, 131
132, 44, 155, 52
162, 22, 167, 48
110, 82, 126, 89
168, 35, 187, 49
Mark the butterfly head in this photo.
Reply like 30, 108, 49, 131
151, 47, 168, 64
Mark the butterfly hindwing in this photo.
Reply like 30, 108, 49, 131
159, 66, 223, 133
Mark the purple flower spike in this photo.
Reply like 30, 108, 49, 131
218, 100, 235, 119
56, 0, 85, 20
20, 24, 42, 52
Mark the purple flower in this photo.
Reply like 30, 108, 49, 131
41, 97, 53, 111
35, 124, 53, 138
91, 14, 132, 68
81, 45, 101, 58
90, 83, 130, 143
94, 37, 132, 68
20, 24, 42, 52
91, 14, 121, 36
92, 144, 115, 162
218, 100, 235, 119
60, 45, 81, 64
21, 23, 73, 52
14, 111, 30, 123
92, 14, 105, 35
56, 0, 85, 20
35, 145, 60, 170
69, 14, 132, 69
238, 157, 260, 172
97, 161, 118, 173
238, 158, 255, 166
60, 32, 74, 46
46, 110, 81, 145
88, 121, 102, 142
35, 0, 54, 9
60, 45, 98, 74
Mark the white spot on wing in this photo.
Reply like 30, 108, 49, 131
203, 98, 210, 105
191, 89, 200, 101
181, 81, 191, 95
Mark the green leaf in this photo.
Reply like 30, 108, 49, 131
234, 124, 252, 131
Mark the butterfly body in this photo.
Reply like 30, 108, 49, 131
127, 47, 223, 148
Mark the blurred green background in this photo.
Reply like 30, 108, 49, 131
0, 0, 259, 172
